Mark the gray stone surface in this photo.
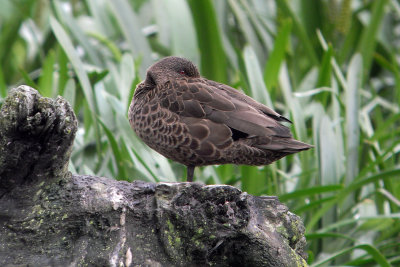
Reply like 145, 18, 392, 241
0, 86, 307, 266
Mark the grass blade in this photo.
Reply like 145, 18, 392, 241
279, 185, 343, 202
187, 0, 227, 82
311, 244, 391, 267
243, 45, 272, 106
264, 19, 292, 89
109, 0, 153, 75
52, 1, 101, 66
345, 54, 362, 184
306, 169, 400, 231
357, 0, 389, 81
275, 0, 318, 65
99, 119, 127, 180
38, 50, 55, 97
229, 0, 265, 61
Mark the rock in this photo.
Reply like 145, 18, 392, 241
0, 86, 307, 266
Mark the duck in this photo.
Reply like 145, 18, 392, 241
128, 56, 312, 182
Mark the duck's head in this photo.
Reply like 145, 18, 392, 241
144, 56, 200, 86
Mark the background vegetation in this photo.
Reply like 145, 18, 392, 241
1, 0, 399, 265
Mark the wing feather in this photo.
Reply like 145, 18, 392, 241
159, 78, 294, 146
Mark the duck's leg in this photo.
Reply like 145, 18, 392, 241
186, 165, 195, 182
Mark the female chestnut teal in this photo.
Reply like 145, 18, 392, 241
128, 57, 312, 181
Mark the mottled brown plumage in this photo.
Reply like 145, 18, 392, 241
128, 57, 312, 181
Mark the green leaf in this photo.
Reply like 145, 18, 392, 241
316, 44, 333, 88
294, 196, 336, 214
62, 78, 76, 109
38, 50, 55, 97
316, 214, 400, 233
57, 46, 69, 97
187, 0, 227, 82
118, 53, 136, 110
279, 185, 343, 202
108, 0, 153, 75
18, 68, 38, 89
306, 232, 355, 242
229, 0, 265, 62
357, 0, 389, 81
99, 119, 127, 180
241, 166, 265, 195
345, 54, 362, 184
243, 45, 272, 106
306, 169, 400, 231
264, 19, 292, 89
53, 1, 102, 66
318, 115, 341, 185
0, 64, 7, 98
311, 244, 391, 267
50, 16, 101, 152
275, 0, 318, 65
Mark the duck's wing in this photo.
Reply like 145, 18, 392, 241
160, 78, 291, 138
158, 78, 312, 153
205, 80, 292, 123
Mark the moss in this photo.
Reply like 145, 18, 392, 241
194, 240, 201, 247
166, 219, 181, 246
162, 219, 188, 263
295, 256, 308, 267
276, 224, 287, 236
263, 220, 277, 232
31, 204, 44, 216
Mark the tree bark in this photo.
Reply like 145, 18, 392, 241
0, 86, 308, 266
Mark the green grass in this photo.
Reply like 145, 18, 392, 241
1, 0, 399, 265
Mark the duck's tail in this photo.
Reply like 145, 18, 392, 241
256, 137, 313, 153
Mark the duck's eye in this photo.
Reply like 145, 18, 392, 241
179, 70, 186, 75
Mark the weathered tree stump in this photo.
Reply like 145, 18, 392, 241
0, 86, 308, 266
